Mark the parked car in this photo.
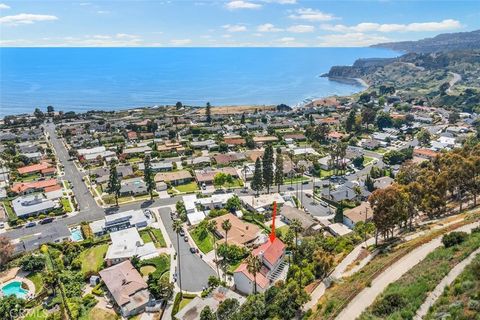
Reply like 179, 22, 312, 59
40, 217, 55, 224
179, 229, 185, 236
189, 247, 197, 253
184, 236, 188, 242
25, 222, 36, 228
0, 222, 5, 229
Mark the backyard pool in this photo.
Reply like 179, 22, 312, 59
1, 281, 29, 299
70, 227, 84, 242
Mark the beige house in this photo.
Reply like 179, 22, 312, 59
99, 260, 151, 318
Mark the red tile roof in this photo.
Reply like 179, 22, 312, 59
11, 179, 58, 193
18, 162, 51, 175
252, 238, 285, 266
234, 263, 270, 289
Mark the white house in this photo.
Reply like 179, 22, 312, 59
233, 238, 288, 295
105, 228, 158, 266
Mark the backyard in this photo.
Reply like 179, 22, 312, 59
190, 225, 215, 253
78, 244, 109, 277
139, 227, 167, 248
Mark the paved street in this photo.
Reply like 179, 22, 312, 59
157, 207, 216, 292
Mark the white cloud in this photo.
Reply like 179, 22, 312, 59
257, 23, 282, 32
263, 0, 296, 4
91, 35, 111, 39
287, 24, 314, 33
170, 39, 192, 45
289, 8, 337, 21
317, 33, 389, 47
278, 37, 295, 42
78, 2, 91, 6
0, 3, 10, 9
0, 13, 58, 26
116, 33, 139, 39
222, 34, 232, 38
321, 19, 462, 33
226, 1, 261, 10
97, 10, 110, 14
222, 24, 247, 32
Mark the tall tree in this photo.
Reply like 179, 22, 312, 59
107, 160, 121, 206
217, 298, 240, 320
221, 219, 232, 245
206, 102, 212, 124
417, 128, 432, 146
175, 101, 183, 109
274, 147, 284, 192
345, 109, 356, 133
289, 219, 303, 262
0, 236, 14, 265
246, 253, 262, 294
240, 113, 246, 124
172, 219, 183, 292
262, 144, 274, 193
200, 306, 216, 320
251, 158, 263, 196
143, 154, 155, 200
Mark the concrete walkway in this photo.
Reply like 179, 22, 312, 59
303, 238, 375, 311
335, 221, 480, 320
414, 246, 480, 320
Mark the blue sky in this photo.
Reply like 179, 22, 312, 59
0, 0, 479, 47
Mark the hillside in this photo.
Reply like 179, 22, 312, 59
371, 29, 480, 53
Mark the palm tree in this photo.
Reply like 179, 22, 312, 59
207, 220, 220, 278
43, 270, 59, 295
246, 253, 262, 294
289, 219, 303, 262
172, 219, 183, 292
221, 219, 232, 245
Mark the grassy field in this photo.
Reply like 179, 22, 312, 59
190, 226, 215, 253
140, 254, 170, 279
27, 272, 44, 294
2, 200, 17, 222
61, 197, 73, 213
425, 253, 480, 319
79, 244, 108, 276
359, 230, 480, 319
139, 229, 154, 244
312, 217, 479, 320
88, 307, 119, 320
140, 265, 156, 276
214, 178, 244, 189
284, 176, 310, 184
150, 228, 167, 247
363, 156, 375, 166
179, 296, 196, 311
175, 181, 199, 193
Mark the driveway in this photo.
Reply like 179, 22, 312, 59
157, 207, 216, 292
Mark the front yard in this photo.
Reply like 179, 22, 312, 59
174, 181, 199, 193
190, 225, 215, 253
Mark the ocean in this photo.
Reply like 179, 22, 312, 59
0, 47, 398, 116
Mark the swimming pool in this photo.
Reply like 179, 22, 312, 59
1, 281, 29, 299
70, 227, 84, 242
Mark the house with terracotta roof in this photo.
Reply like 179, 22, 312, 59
17, 162, 55, 176
233, 238, 288, 295
154, 170, 193, 186
195, 168, 239, 186
11, 179, 59, 195
413, 148, 439, 160
99, 260, 151, 317
210, 213, 260, 247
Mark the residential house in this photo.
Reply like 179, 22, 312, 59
154, 170, 193, 186
17, 223, 71, 252
11, 179, 59, 195
99, 261, 151, 317
195, 168, 239, 186
413, 148, 438, 161
211, 213, 260, 247
213, 153, 246, 166
280, 204, 317, 234
105, 228, 158, 266
120, 178, 148, 196
233, 238, 287, 295
343, 201, 373, 229
239, 193, 285, 212
12, 194, 57, 218
17, 162, 55, 176
89, 209, 152, 236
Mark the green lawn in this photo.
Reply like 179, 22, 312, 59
362, 156, 374, 166
276, 225, 290, 240
60, 197, 73, 213
150, 228, 167, 247
18, 173, 41, 182
215, 178, 244, 189
190, 227, 215, 253
175, 181, 199, 193
227, 260, 243, 274
284, 176, 310, 184
179, 296, 196, 311
27, 272, 44, 294
1, 201, 17, 222
319, 169, 334, 178
139, 229, 154, 244
140, 254, 170, 279
78, 244, 108, 276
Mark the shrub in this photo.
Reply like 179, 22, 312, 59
442, 231, 468, 248
372, 293, 407, 317
171, 292, 183, 319
91, 283, 104, 296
